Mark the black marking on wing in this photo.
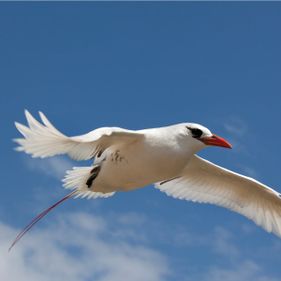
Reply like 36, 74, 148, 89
159, 176, 181, 186
86, 165, 101, 188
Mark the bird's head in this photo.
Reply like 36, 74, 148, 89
184, 123, 232, 150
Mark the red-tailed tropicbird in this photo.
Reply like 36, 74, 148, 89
9, 110, 281, 250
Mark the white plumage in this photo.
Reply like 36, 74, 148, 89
15, 110, 142, 161
156, 155, 281, 237
12, 110, 281, 248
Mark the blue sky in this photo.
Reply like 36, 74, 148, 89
0, 3, 281, 281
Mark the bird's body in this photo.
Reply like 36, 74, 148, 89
10, 110, 281, 250
91, 124, 203, 193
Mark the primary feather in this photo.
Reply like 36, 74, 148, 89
156, 155, 281, 237
14, 110, 143, 160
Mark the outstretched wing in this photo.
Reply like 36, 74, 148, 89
155, 155, 281, 238
14, 110, 144, 161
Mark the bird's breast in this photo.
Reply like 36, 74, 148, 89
94, 138, 192, 192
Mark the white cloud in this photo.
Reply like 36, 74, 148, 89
238, 165, 258, 178
211, 226, 240, 258
223, 117, 259, 178
21, 156, 77, 205
224, 117, 248, 138
202, 261, 278, 281
1, 212, 170, 281
24, 156, 75, 180
223, 117, 250, 154
2, 213, 279, 281
205, 225, 280, 281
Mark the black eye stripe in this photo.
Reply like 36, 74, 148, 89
186, 127, 203, 138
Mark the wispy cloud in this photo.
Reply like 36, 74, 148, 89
1, 212, 170, 281
183, 225, 279, 281
237, 165, 258, 178
223, 117, 250, 153
224, 117, 248, 138
223, 116, 259, 178
24, 156, 75, 180
223, 116, 249, 150
211, 226, 240, 258
21, 156, 77, 204
202, 261, 278, 281
2, 212, 279, 281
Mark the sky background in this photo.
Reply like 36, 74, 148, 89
0, 2, 281, 281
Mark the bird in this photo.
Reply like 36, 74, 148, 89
9, 110, 281, 250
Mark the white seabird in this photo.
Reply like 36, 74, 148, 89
9, 110, 281, 250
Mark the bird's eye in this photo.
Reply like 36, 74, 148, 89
187, 127, 203, 138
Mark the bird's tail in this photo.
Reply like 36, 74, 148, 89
9, 167, 115, 251
62, 166, 115, 199
9, 189, 77, 252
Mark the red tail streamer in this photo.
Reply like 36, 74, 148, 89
9, 190, 77, 252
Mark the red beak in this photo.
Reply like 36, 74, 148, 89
201, 134, 232, 149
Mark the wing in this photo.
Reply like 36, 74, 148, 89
14, 110, 144, 161
155, 155, 281, 237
